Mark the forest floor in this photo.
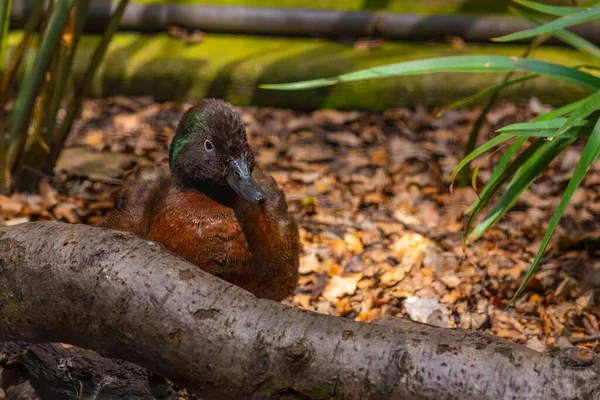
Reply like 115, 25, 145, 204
5, 96, 600, 358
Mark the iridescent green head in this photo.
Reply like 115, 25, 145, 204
169, 99, 266, 204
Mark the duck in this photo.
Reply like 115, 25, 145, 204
101, 99, 299, 301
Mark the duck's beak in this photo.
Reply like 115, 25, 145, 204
227, 158, 267, 204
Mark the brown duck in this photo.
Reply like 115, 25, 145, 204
101, 99, 299, 301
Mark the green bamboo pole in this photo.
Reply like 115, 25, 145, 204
7, 0, 75, 176
49, 0, 129, 173
0, 0, 12, 193
46, 0, 91, 148
1, 0, 45, 95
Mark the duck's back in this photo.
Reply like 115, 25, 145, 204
101, 163, 172, 236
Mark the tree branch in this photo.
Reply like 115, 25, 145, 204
0, 222, 598, 399
0, 342, 173, 399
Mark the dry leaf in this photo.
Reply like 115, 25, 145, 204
322, 274, 362, 302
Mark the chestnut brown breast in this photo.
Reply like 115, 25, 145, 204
101, 164, 299, 301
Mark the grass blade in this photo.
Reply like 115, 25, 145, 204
454, 34, 548, 188
554, 30, 600, 61
463, 138, 547, 244
260, 56, 600, 91
444, 75, 538, 110
465, 137, 528, 215
471, 164, 481, 191
451, 133, 515, 183
514, 0, 584, 17
494, 5, 600, 42
469, 138, 575, 241
534, 98, 589, 122
552, 90, 600, 138
508, 116, 600, 306
498, 118, 591, 132
459, 99, 496, 187
497, 119, 596, 140
499, 126, 592, 139
512, 6, 600, 60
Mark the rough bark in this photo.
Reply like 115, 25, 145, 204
0, 342, 174, 399
0, 222, 599, 400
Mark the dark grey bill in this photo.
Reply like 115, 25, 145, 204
226, 158, 267, 204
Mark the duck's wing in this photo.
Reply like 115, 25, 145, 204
255, 168, 300, 263
100, 163, 172, 237
253, 169, 291, 215
242, 168, 300, 300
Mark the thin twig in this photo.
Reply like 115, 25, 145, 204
571, 334, 600, 344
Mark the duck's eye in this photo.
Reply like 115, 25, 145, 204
204, 140, 214, 152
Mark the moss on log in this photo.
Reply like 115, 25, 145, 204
6, 31, 598, 111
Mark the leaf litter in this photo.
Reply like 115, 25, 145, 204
4, 96, 600, 356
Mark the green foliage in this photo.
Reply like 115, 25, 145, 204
494, 4, 600, 42
262, 0, 600, 306
259, 55, 600, 90
510, 6, 600, 60
511, 0, 584, 17
443, 75, 538, 111
0, 0, 129, 193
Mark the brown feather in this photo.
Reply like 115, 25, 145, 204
101, 99, 299, 301
101, 165, 299, 301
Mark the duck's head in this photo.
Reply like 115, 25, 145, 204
169, 99, 266, 204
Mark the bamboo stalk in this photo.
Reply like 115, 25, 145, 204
0, 0, 13, 193
0, 0, 12, 85
7, 0, 74, 177
48, 0, 129, 172
46, 0, 90, 153
1, 0, 45, 95
10, 2, 600, 45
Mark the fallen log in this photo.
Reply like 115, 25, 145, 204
0, 342, 174, 399
0, 221, 598, 399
